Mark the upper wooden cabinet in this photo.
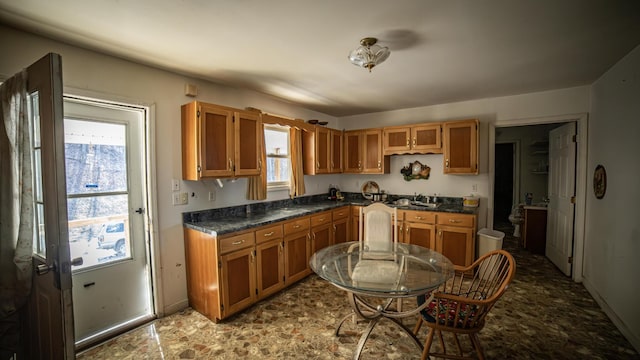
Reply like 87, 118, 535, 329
182, 101, 262, 180
442, 119, 479, 175
343, 129, 390, 174
303, 126, 343, 174
383, 123, 442, 155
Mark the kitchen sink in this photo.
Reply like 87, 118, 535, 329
411, 201, 440, 208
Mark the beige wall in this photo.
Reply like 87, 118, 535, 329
585, 44, 640, 350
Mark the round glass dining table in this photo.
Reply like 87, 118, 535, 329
310, 241, 454, 359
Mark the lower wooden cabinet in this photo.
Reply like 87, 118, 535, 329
220, 246, 256, 317
435, 213, 476, 268
184, 205, 476, 323
283, 216, 311, 286
255, 238, 285, 300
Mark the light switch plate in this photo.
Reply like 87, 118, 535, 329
172, 179, 180, 191
172, 192, 188, 205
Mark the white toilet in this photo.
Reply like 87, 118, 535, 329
508, 204, 524, 237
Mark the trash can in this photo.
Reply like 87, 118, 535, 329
477, 228, 505, 279
477, 228, 505, 256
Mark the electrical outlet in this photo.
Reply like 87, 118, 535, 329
171, 179, 180, 191
472, 184, 478, 191
172, 192, 188, 205
208, 191, 216, 201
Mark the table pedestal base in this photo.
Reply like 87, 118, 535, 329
335, 294, 427, 360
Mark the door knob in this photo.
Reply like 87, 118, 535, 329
135, 208, 145, 214
71, 257, 84, 267
36, 260, 57, 275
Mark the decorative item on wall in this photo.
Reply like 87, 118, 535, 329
401, 160, 430, 181
593, 164, 607, 199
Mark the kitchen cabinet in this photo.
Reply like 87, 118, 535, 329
255, 225, 285, 300
350, 206, 362, 241
310, 211, 332, 253
398, 210, 437, 250
343, 129, 390, 174
330, 129, 344, 173
283, 216, 311, 286
383, 123, 442, 155
522, 207, 547, 255
436, 213, 476, 268
332, 207, 349, 244
442, 119, 478, 174
303, 127, 343, 174
182, 101, 262, 180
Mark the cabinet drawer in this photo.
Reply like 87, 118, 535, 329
311, 212, 332, 227
283, 217, 310, 235
255, 224, 283, 244
402, 210, 436, 224
332, 207, 349, 220
437, 213, 475, 228
219, 232, 255, 254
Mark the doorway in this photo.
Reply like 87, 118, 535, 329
493, 142, 515, 228
63, 96, 155, 350
488, 113, 587, 282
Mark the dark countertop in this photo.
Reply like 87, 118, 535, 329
183, 196, 478, 237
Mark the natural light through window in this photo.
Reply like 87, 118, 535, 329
264, 125, 291, 189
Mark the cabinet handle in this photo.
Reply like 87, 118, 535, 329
232, 239, 245, 245
377, 160, 381, 169
228, 158, 233, 170
449, 219, 462, 223
445, 159, 449, 168
317, 161, 320, 169
439, 231, 442, 237
406, 138, 410, 147
333, 224, 336, 231
415, 216, 424, 220
293, 224, 301, 229
263, 231, 275, 237
307, 233, 310, 241
318, 218, 325, 222
413, 138, 416, 146
406, 226, 409, 234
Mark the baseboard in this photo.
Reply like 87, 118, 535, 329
161, 299, 189, 317
582, 277, 640, 353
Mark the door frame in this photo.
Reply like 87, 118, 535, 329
488, 113, 588, 282
62, 88, 163, 317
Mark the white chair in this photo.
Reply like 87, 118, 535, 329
349, 203, 400, 285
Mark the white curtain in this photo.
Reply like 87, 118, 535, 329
0, 70, 34, 319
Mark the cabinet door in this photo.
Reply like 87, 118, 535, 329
362, 129, 384, 173
436, 225, 474, 267
344, 130, 362, 173
404, 222, 436, 250
311, 224, 332, 254
412, 124, 442, 153
284, 231, 311, 285
234, 111, 261, 176
220, 247, 256, 318
330, 129, 343, 173
315, 127, 330, 174
256, 239, 285, 300
384, 126, 411, 154
200, 103, 235, 178
443, 119, 478, 174
333, 218, 349, 244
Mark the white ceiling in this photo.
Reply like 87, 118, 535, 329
1, 0, 639, 117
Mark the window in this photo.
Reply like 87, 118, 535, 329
264, 125, 291, 189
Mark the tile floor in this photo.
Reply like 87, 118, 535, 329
77, 226, 639, 359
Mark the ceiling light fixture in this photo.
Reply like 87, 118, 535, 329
348, 37, 390, 72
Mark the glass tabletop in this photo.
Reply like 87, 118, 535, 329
310, 242, 454, 297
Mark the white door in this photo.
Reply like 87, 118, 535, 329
63, 97, 153, 348
546, 122, 576, 276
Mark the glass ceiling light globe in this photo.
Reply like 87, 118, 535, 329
348, 37, 390, 72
